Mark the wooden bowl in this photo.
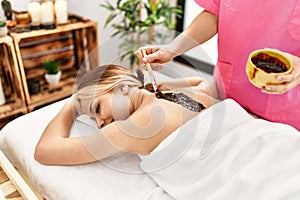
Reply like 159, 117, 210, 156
246, 49, 292, 88
14, 11, 31, 25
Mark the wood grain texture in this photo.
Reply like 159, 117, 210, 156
11, 21, 99, 111
0, 150, 41, 200
0, 36, 27, 127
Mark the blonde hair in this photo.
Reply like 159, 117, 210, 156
75, 64, 142, 101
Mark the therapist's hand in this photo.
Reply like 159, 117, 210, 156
262, 51, 300, 94
135, 45, 177, 70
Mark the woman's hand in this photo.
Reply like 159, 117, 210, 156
134, 45, 177, 70
262, 50, 300, 94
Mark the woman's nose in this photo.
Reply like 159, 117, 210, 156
95, 117, 105, 129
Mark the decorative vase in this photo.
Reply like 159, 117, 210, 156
0, 76, 5, 105
45, 71, 61, 85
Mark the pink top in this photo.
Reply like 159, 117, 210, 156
195, 0, 300, 130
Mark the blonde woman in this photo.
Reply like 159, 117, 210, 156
34, 64, 219, 165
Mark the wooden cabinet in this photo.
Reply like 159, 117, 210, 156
0, 21, 99, 127
11, 21, 99, 111
0, 36, 27, 128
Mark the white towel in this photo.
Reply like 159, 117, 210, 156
0, 188, 4, 200
141, 99, 300, 200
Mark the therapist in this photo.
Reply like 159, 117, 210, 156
135, 0, 300, 131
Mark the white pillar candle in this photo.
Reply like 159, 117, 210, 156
55, 0, 67, 24
28, 1, 41, 25
0, 77, 5, 106
40, 0, 54, 24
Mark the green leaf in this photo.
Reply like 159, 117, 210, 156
129, 53, 136, 66
99, 2, 115, 11
120, 50, 133, 61
144, 3, 151, 15
104, 13, 117, 27
43, 59, 60, 74
116, 0, 122, 9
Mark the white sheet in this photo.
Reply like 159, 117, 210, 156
141, 99, 300, 200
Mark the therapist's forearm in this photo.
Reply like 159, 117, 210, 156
169, 10, 218, 55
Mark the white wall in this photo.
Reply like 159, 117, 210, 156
65, 0, 121, 65
183, 0, 218, 65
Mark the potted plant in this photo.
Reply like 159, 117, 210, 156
0, 21, 7, 37
100, 0, 182, 68
43, 59, 61, 85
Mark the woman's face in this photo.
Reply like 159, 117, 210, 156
77, 88, 132, 129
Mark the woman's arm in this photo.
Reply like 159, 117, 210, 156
169, 10, 219, 55
34, 97, 171, 165
35, 86, 207, 165
34, 99, 120, 165
135, 10, 218, 64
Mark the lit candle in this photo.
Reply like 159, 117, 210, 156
55, 0, 68, 24
28, 1, 41, 26
40, 0, 54, 24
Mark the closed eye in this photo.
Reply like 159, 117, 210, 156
95, 104, 100, 114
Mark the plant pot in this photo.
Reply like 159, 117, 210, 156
0, 21, 7, 37
45, 71, 61, 85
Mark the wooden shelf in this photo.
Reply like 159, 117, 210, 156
0, 36, 27, 128
10, 21, 97, 40
0, 20, 99, 127
27, 77, 75, 111
11, 21, 99, 112
0, 99, 26, 119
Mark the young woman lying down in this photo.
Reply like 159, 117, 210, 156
34, 64, 219, 165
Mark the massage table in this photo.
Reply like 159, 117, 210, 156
1, 71, 300, 200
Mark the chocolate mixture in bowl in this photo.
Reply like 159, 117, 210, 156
251, 53, 288, 73
144, 83, 206, 112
